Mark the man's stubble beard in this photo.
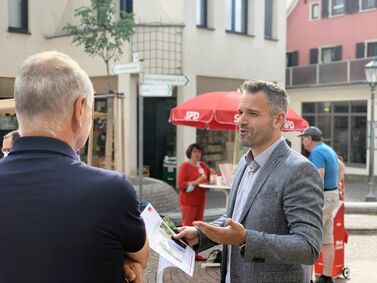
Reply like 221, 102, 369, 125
239, 122, 274, 149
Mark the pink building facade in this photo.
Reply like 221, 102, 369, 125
286, 0, 377, 175
287, 0, 377, 66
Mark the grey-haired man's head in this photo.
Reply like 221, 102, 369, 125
14, 51, 94, 151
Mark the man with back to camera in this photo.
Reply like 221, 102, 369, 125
174, 80, 324, 283
300, 126, 339, 283
0, 51, 149, 283
1, 130, 20, 157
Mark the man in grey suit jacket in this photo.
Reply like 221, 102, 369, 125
174, 80, 324, 283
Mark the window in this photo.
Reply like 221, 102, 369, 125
319, 46, 342, 63
8, 0, 28, 32
120, 0, 133, 14
302, 101, 367, 166
196, 0, 208, 27
355, 42, 366, 58
264, 0, 274, 38
367, 41, 377, 57
226, 0, 248, 34
286, 51, 299, 67
361, 0, 377, 10
311, 3, 320, 19
356, 41, 377, 58
322, 47, 337, 63
332, 0, 345, 15
310, 3, 319, 20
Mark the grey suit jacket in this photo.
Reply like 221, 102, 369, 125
197, 140, 324, 283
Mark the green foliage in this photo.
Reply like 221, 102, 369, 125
64, 0, 134, 80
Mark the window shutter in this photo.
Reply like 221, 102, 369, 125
322, 0, 329, 18
356, 42, 365, 58
292, 51, 299, 66
334, 45, 342, 61
21, 0, 28, 29
345, 0, 359, 13
345, 0, 352, 13
353, 0, 360, 12
126, 0, 133, 13
310, 48, 319, 64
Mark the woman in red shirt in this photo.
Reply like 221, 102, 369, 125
177, 143, 210, 261
177, 143, 210, 227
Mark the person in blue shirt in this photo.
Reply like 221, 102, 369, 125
0, 51, 149, 283
300, 126, 339, 283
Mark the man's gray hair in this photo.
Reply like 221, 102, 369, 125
241, 80, 288, 116
14, 51, 94, 133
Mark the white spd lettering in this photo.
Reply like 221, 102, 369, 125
283, 120, 294, 129
234, 114, 240, 123
185, 111, 200, 120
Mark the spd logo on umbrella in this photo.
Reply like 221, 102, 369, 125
184, 111, 200, 120
283, 120, 295, 130
233, 114, 240, 123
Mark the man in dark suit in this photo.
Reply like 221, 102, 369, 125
175, 80, 323, 283
0, 51, 149, 283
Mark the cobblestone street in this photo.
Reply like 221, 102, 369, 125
340, 234, 377, 282
143, 247, 221, 283
143, 234, 377, 282
137, 175, 377, 282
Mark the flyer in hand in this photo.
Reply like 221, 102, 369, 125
140, 203, 195, 276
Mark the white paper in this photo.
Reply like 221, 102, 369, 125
156, 256, 174, 283
141, 203, 195, 277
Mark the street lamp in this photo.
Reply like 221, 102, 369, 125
365, 59, 377, 202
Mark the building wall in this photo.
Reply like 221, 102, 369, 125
286, 84, 372, 176
184, 0, 286, 84
0, 0, 287, 177
0, 0, 131, 78
134, 0, 183, 23
287, 0, 377, 65
174, 0, 287, 167
286, 1, 377, 176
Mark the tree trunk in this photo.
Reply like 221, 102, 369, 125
105, 97, 114, 169
104, 60, 114, 169
105, 60, 112, 92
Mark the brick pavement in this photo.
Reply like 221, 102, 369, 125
143, 249, 221, 283
143, 234, 377, 282
136, 175, 377, 282
130, 177, 180, 214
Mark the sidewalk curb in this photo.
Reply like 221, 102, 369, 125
345, 201, 377, 214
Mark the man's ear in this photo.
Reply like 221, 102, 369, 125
73, 96, 87, 129
274, 112, 286, 129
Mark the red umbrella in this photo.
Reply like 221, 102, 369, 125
169, 91, 308, 131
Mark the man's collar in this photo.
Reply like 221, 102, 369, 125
11, 136, 77, 159
310, 141, 323, 151
244, 137, 285, 169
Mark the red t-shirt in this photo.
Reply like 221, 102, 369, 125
177, 161, 211, 206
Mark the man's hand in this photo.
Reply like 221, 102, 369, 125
173, 226, 199, 247
123, 257, 144, 283
193, 218, 246, 245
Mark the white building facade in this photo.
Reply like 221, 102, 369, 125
0, 0, 287, 179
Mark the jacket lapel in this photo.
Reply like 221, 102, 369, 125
238, 141, 289, 223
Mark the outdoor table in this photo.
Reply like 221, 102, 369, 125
199, 183, 231, 207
